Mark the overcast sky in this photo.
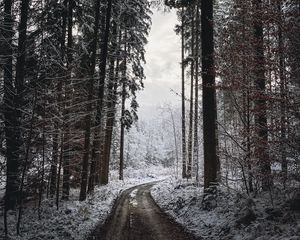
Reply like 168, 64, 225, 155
137, 8, 181, 121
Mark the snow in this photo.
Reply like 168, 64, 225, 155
129, 189, 138, 207
151, 178, 300, 240
0, 166, 170, 240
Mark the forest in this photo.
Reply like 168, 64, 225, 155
0, 0, 299, 239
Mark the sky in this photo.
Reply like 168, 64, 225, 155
137, 8, 181, 121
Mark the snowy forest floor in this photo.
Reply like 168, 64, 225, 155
0, 167, 171, 240
151, 178, 300, 240
1, 169, 300, 240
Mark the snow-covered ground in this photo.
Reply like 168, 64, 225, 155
151, 178, 300, 240
0, 166, 171, 240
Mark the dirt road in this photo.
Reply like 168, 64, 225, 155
88, 182, 199, 240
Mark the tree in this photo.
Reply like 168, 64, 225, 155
252, 0, 272, 190
79, 0, 101, 202
193, 1, 200, 182
3, 0, 18, 213
166, 0, 195, 179
100, 20, 118, 185
276, 0, 287, 182
2, 0, 31, 234
187, 3, 195, 179
89, 0, 113, 188
180, 6, 187, 179
119, 52, 126, 181
202, 0, 219, 189
62, 0, 74, 200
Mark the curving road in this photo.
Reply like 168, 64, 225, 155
88, 182, 199, 240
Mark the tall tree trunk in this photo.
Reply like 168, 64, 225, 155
170, 108, 179, 178
79, 0, 101, 201
202, 0, 219, 189
246, 88, 253, 192
100, 35, 116, 185
119, 31, 128, 181
55, 0, 68, 207
5, 0, 31, 233
38, 93, 46, 219
3, 0, 18, 216
107, 69, 120, 179
50, 78, 63, 198
50, 129, 59, 197
277, 0, 287, 183
181, 7, 187, 179
87, 2, 107, 193
103, 82, 119, 181
89, 0, 113, 190
56, 136, 64, 209
4, 0, 30, 214
16, 94, 36, 234
194, 2, 200, 182
119, 66, 126, 182
187, 5, 195, 179
252, 0, 272, 190
241, 8, 253, 193
62, 0, 73, 200
102, 29, 121, 182
103, 56, 119, 183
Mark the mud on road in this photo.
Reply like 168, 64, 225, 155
88, 182, 199, 240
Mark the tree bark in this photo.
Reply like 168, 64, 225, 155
89, 0, 113, 190
194, 2, 200, 182
170, 108, 179, 178
100, 31, 117, 185
50, 129, 59, 197
16, 94, 36, 234
252, 0, 272, 190
55, 0, 68, 207
181, 7, 187, 179
4, 0, 30, 213
277, 0, 287, 183
119, 37, 127, 181
119, 81, 126, 182
38, 93, 46, 219
202, 0, 219, 189
56, 136, 64, 209
187, 5, 195, 179
79, 0, 101, 201
3, 0, 18, 214
103, 58, 119, 183
241, 8, 253, 193
105, 30, 121, 181
62, 0, 73, 200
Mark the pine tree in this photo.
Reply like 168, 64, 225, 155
252, 0, 272, 190
79, 0, 102, 201
202, 0, 219, 189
